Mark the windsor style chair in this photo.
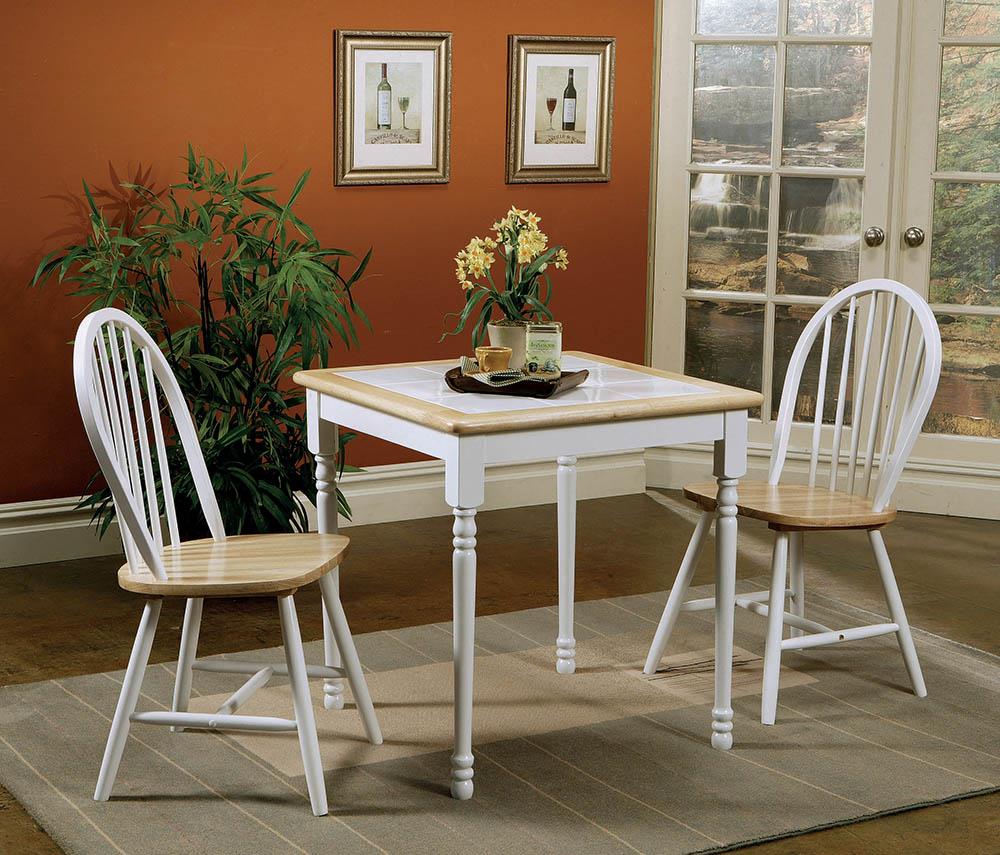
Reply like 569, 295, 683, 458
643, 279, 942, 725
73, 308, 382, 816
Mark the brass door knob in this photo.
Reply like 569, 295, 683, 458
903, 226, 925, 247
864, 226, 885, 247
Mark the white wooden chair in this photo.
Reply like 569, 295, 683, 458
643, 279, 942, 725
73, 307, 382, 816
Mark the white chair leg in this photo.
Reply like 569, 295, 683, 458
788, 533, 805, 639
94, 599, 161, 801
761, 532, 790, 726
277, 594, 328, 817
869, 530, 927, 698
170, 597, 203, 732
319, 573, 382, 746
643, 510, 713, 675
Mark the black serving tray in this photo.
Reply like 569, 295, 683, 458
444, 367, 589, 399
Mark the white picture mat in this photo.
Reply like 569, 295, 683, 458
523, 53, 601, 167
352, 48, 435, 168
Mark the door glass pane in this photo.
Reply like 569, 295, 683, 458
944, 0, 1000, 36
685, 299, 764, 414
930, 182, 1000, 306
777, 177, 863, 296
937, 46, 1000, 173
783, 45, 870, 168
693, 45, 776, 165
788, 0, 873, 36
925, 314, 1000, 437
688, 173, 770, 292
697, 0, 778, 34
771, 305, 854, 421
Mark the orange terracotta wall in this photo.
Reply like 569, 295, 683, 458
0, 0, 655, 503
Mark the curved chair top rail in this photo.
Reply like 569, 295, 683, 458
768, 279, 942, 513
73, 308, 226, 581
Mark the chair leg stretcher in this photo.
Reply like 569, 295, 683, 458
191, 659, 347, 679
130, 711, 298, 732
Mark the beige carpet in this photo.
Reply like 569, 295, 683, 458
1, 581, 997, 855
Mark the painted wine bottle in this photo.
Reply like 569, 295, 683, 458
562, 69, 577, 131
377, 63, 392, 130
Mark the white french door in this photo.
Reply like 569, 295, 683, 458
650, 0, 1000, 517
895, 0, 1000, 472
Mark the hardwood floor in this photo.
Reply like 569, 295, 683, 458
1, 491, 996, 853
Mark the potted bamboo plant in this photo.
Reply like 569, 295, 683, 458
33, 146, 370, 537
442, 205, 569, 368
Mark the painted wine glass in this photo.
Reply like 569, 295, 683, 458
545, 97, 557, 130
398, 96, 410, 130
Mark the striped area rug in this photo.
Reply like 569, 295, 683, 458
1, 581, 997, 854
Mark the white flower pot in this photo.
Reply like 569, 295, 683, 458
487, 322, 527, 370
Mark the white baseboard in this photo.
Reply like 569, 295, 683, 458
0, 497, 127, 569
0, 452, 646, 569
4, 440, 994, 569
644, 444, 1000, 520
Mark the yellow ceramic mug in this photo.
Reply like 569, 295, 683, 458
475, 345, 513, 372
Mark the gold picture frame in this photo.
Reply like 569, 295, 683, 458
335, 30, 452, 185
506, 34, 615, 184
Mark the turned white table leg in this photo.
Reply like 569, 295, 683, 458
451, 507, 477, 800
556, 455, 577, 675
445, 437, 484, 800
711, 410, 746, 751
712, 476, 738, 750
320, 568, 345, 711
308, 396, 344, 711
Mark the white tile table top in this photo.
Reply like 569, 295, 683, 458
335, 355, 712, 414
295, 351, 762, 435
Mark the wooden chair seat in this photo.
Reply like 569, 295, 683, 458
683, 481, 896, 530
118, 533, 350, 597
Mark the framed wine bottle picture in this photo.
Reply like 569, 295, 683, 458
506, 35, 615, 184
334, 30, 452, 185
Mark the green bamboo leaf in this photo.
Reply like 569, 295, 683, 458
285, 170, 310, 210
241, 171, 274, 186
29, 249, 66, 288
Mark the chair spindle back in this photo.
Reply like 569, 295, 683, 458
768, 279, 942, 512
74, 308, 225, 579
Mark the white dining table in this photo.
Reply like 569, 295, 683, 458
295, 351, 761, 799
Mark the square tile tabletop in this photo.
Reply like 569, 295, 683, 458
295, 351, 762, 435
